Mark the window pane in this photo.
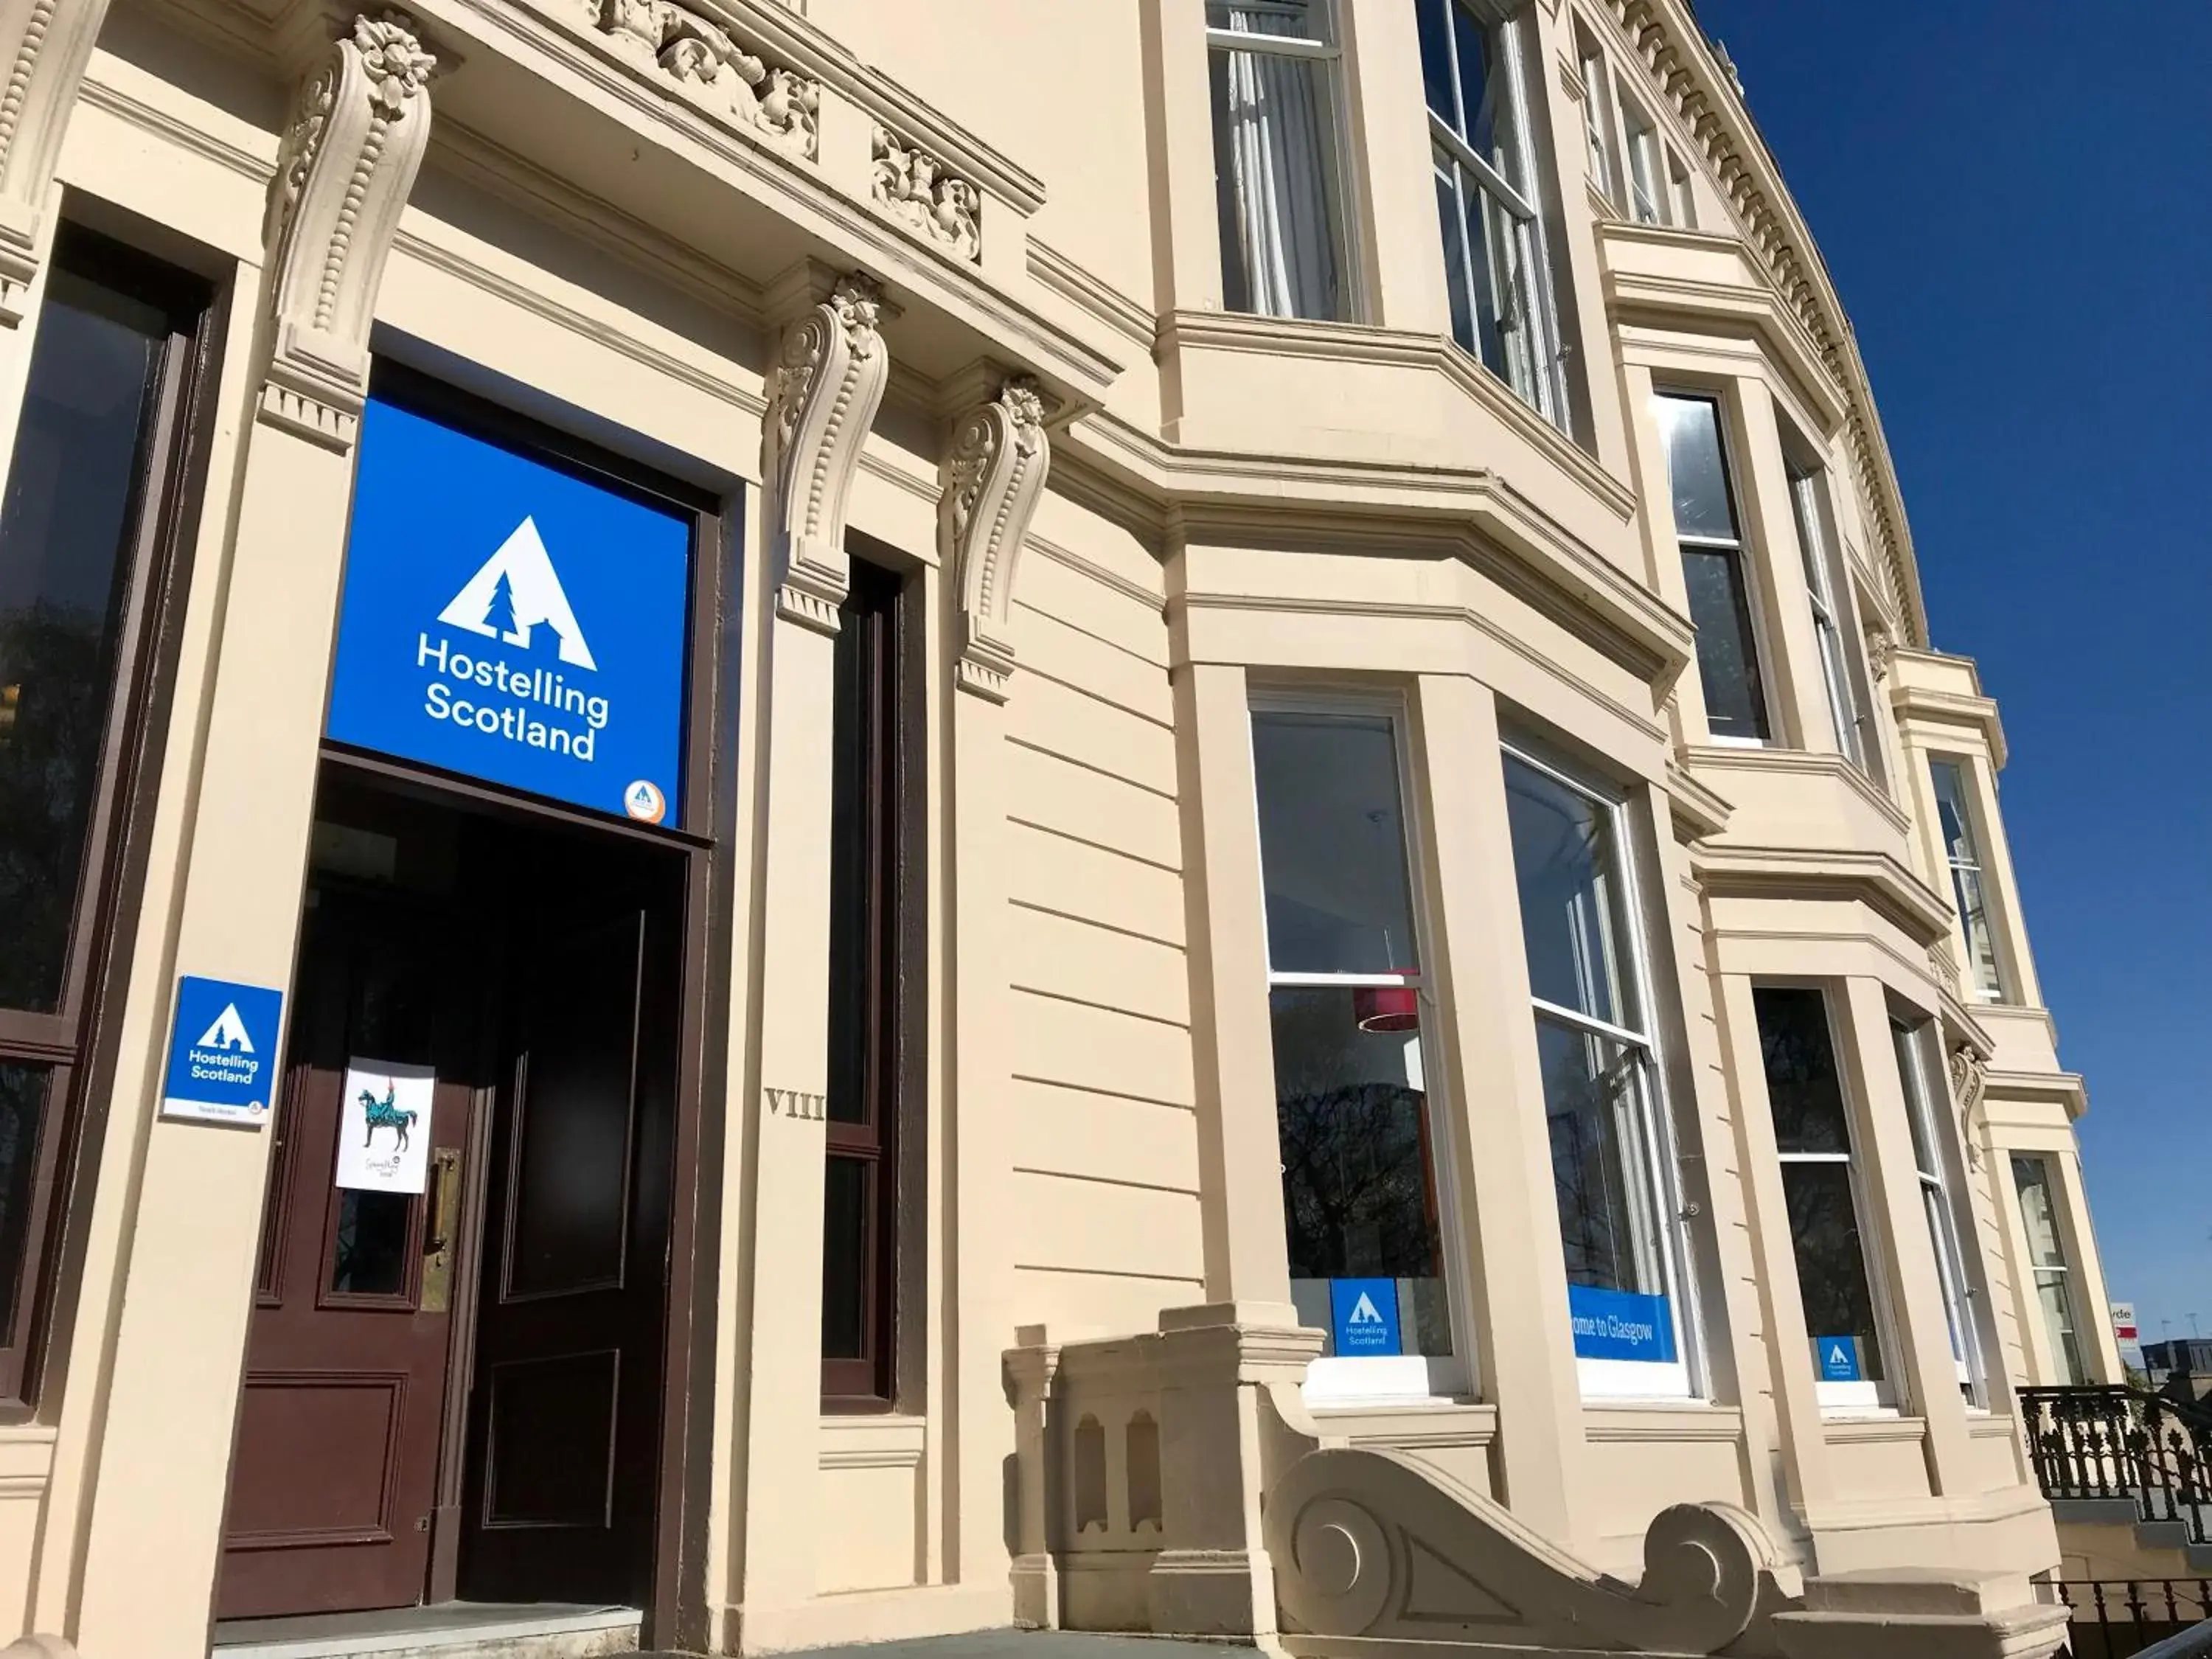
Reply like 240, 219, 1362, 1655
1272, 987, 1449, 1358
1653, 394, 1740, 541
1450, 1, 1499, 161
1780, 1161, 1886, 1384
1505, 757, 1627, 1026
0, 1065, 52, 1338
330, 1189, 413, 1298
1930, 761, 1981, 866
1415, 0, 1455, 122
1891, 1023, 1941, 1180
821, 1155, 869, 1360
1445, 156, 1512, 379
1932, 762, 2003, 998
1207, 0, 1327, 40
1209, 24, 1346, 322
2012, 1155, 2070, 1270
1754, 987, 1853, 1155
1681, 546, 1770, 741
0, 268, 170, 1013
2034, 1269, 2085, 1385
1540, 1019, 1664, 1298
1252, 710, 1418, 975
1434, 164, 1475, 352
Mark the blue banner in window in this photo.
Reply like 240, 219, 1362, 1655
1568, 1284, 1677, 1364
1815, 1335, 1864, 1382
1330, 1278, 1402, 1357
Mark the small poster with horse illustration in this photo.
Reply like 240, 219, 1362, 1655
335, 1060, 437, 1194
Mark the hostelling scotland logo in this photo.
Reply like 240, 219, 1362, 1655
325, 397, 692, 821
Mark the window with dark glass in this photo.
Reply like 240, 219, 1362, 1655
1419, 0, 1566, 422
1654, 393, 1771, 742
0, 225, 211, 1401
1252, 703, 1456, 1389
821, 556, 913, 1405
1755, 986, 1890, 1405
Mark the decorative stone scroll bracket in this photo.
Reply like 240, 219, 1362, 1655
759, 268, 889, 635
257, 11, 437, 452
1265, 1445, 1789, 1654
1949, 1043, 1991, 1169
0, 0, 114, 322
592, 0, 817, 159
940, 373, 1050, 702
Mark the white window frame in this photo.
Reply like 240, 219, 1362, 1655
1505, 737, 1702, 1402
1759, 983, 1902, 1413
1204, 0, 1363, 324
1929, 757, 2008, 1002
1653, 389, 1779, 748
1666, 147, 1697, 229
1249, 689, 1473, 1405
1892, 1017, 1983, 1403
1427, 0, 1569, 425
1787, 462, 1869, 768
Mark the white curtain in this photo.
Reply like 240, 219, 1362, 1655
1214, 4, 1341, 321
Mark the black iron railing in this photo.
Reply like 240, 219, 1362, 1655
2056, 1579, 2212, 1659
2023, 1386, 2212, 1545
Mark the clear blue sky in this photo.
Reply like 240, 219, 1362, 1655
1692, 1, 2212, 1344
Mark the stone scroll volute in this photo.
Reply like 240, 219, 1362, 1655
758, 270, 889, 635
940, 374, 1050, 702
258, 11, 437, 451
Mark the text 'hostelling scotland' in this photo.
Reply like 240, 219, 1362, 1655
417, 633, 610, 759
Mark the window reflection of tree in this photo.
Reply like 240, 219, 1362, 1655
0, 602, 108, 1012
1545, 1025, 1641, 1290
1278, 1078, 1439, 1283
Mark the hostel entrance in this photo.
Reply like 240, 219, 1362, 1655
215, 371, 720, 1625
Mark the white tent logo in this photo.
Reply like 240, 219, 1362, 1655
1347, 1292, 1385, 1326
437, 517, 597, 669
1826, 1342, 1850, 1368
195, 1004, 254, 1053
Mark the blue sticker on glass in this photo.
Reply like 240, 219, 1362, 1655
1330, 1278, 1402, 1357
326, 398, 692, 823
161, 975, 285, 1127
1568, 1284, 1679, 1363
1815, 1336, 1863, 1382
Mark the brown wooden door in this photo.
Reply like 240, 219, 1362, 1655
457, 835, 681, 1606
220, 886, 479, 1619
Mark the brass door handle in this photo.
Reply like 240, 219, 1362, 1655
422, 1147, 464, 1312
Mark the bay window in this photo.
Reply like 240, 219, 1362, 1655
2013, 1155, 2088, 1385
1893, 1018, 1981, 1401
1505, 745, 1692, 1398
1252, 700, 1459, 1399
1756, 986, 1891, 1409
1930, 759, 2007, 1001
1419, 0, 1565, 422
1206, 1, 1352, 323
1655, 392, 1772, 743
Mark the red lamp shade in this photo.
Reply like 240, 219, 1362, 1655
1354, 983, 1419, 1033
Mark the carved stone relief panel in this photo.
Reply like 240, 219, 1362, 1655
872, 124, 980, 263
591, 0, 818, 159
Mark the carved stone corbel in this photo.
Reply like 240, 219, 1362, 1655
758, 270, 888, 634
940, 374, 1050, 702
1948, 1043, 1991, 1169
258, 12, 437, 451
0, 0, 113, 321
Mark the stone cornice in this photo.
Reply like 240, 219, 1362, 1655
1690, 842, 1955, 946
1595, 0, 1930, 647
1680, 742, 1911, 838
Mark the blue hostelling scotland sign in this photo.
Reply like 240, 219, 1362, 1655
326, 397, 691, 823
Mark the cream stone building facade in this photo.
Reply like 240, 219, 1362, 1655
0, 0, 2129, 1655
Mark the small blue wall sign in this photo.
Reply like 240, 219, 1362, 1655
1329, 1278, 1402, 1357
1815, 1335, 1864, 1382
161, 976, 285, 1127
1567, 1284, 1679, 1364
326, 397, 692, 823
